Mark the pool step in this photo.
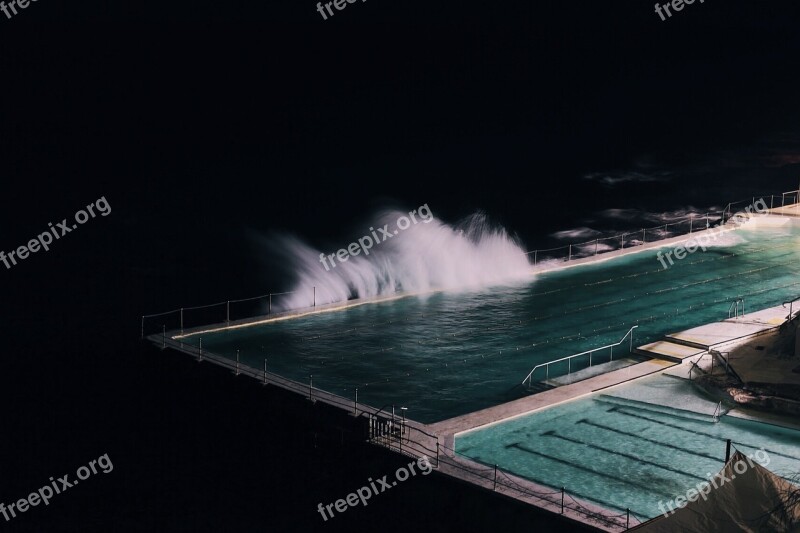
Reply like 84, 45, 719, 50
634, 340, 706, 363
525, 381, 556, 394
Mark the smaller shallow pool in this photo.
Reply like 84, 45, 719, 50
455, 374, 800, 519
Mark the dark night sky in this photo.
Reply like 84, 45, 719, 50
1, 0, 800, 531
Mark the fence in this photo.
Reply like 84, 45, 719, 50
524, 189, 799, 266
141, 290, 309, 338
147, 333, 640, 531
142, 189, 799, 338
521, 326, 638, 389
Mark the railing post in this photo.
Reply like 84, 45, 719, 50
561, 487, 565, 514
226, 301, 230, 324
620, 234, 624, 250
595, 239, 598, 256
236, 349, 240, 376
180, 308, 184, 336
269, 293, 272, 315
436, 441, 440, 468
568, 244, 572, 262
568, 358, 570, 375
771, 195, 774, 210
162, 325, 166, 348
199, 337, 203, 362
263, 358, 268, 384
309, 375, 313, 400
690, 216, 693, 233
354, 388, 358, 415
534, 250, 538, 266
494, 464, 498, 490
642, 228, 645, 243
589, 350, 592, 367
627, 508, 630, 529
610, 345, 614, 361
313, 286, 316, 307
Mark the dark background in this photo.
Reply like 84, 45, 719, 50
1, 0, 799, 531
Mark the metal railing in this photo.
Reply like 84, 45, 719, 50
525, 188, 800, 266
728, 298, 745, 319
521, 326, 638, 389
783, 297, 800, 322
142, 189, 800, 337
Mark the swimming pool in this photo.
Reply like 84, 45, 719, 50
454, 373, 800, 519
182, 225, 800, 423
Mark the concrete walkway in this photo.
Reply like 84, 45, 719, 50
429, 359, 675, 438
664, 302, 798, 350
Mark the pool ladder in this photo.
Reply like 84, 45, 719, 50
728, 298, 745, 319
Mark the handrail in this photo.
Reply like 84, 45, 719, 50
521, 326, 638, 387
782, 297, 800, 321
728, 298, 745, 319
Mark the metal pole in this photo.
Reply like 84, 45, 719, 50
771, 195, 774, 210
494, 465, 498, 490
236, 350, 240, 376
595, 239, 598, 256
199, 337, 203, 361
534, 250, 538, 265
264, 358, 267, 384
313, 286, 316, 307
226, 301, 230, 324
354, 388, 358, 415
561, 487, 565, 514
568, 245, 572, 262
309, 375, 313, 400
725, 439, 731, 463
436, 441, 440, 468
620, 234, 624, 250
627, 509, 630, 529
180, 308, 184, 335
269, 293, 272, 315
568, 358, 570, 375
690, 216, 693, 233
610, 345, 614, 361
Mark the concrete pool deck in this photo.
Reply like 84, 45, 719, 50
433, 298, 800, 440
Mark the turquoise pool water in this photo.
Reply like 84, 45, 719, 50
455, 374, 800, 519
184, 225, 800, 423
